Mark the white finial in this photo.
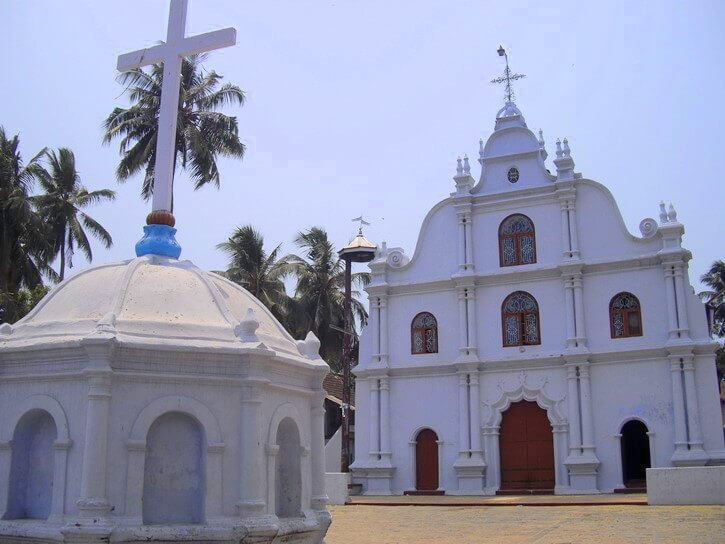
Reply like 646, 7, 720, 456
117, 0, 236, 218
302, 331, 322, 359
456, 156, 463, 176
562, 138, 571, 157
659, 201, 668, 223
479, 138, 484, 159
0, 323, 13, 336
555, 139, 563, 158
538, 129, 545, 147
235, 308, 260, 342
667, 203, 677, 222
463, 155, 471, 175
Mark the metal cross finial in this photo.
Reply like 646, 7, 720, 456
490, 46, 526, 103
351, 215, 371, 234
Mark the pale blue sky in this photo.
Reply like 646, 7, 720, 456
4, 0, 724, 293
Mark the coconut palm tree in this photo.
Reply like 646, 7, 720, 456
32, 148, 115, 281
216, 225, 292, 320
700, 260, 725, 337
0, 127, 55, 322
286, 227, 370, 370
103, 53, 245, 203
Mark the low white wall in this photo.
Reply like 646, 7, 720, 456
325, 427, 342, 473
647, 466, 725, 505
325, 472, 350, 505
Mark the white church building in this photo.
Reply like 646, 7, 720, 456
350, 96, 725, 495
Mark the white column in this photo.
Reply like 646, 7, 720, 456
369, 379, 380, 458
553, 426, 570, 490
682, 357, 703, 448
310, 392, 328, 510
568, 202, 580, 258
466, 288, 478, 352
573, 274, 586, 345
458, 288, 468, 352
238, 384, 265, 516
663, 265, 680, 340
265, 444, 279, 515
369, 297, 380, 362
560, 200, 571, 258
469, 373, 481, 453
484, 428, 501, 490
458, 372, 469, 454
124, 440, 146, 520
77, 370, 112, 516
0, 440, 11, 518
379, 376, 391, 459
669, 358, 688, 454
464, 215, 474, 268
457, 216, 466, 269
206, 443, 225, 518
379, 296, 388, 364
566, 365, 582, 455
49, 439, 71, 521
673, 264, 690, 337
613, 434, 624, 489
563, 276, 576, 347
578, 363, 595, 455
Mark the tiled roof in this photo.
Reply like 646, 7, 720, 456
323, 372, 355, 406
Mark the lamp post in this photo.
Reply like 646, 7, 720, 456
338, 219, 376, 472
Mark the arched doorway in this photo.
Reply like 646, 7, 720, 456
415, 428, 439, 491
620, 420, 650, 488
142, 412, 206, 524
499, 400, 554, 492
275, 417, 302, 518
6, 410, 57, 520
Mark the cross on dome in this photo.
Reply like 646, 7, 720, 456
117, 0, 236, 226
491, 46, 526, 104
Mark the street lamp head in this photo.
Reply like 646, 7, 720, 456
497, 45, 506, 57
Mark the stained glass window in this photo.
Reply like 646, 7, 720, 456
499, 214, 536, 267
502, 292, 540, 347
610, 292, 642, 338
412, 312, 438, 354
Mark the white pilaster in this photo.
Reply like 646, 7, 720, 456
49, 439, 71, 521
663, 264, 682, 340
568, 202, 580, 258
572, 274, 586, 346
310, 391, 328, 510
563, 275, 577, 348
379, 376, 391, 462
577, 364, 596, 457
458, 288, 468, 353
669, 357, 689, 456
566, 365, 582, 455
466, 288, 478, 353
681, 357, 704, 450
379, 296, 389, 365
457, 372, 469, 455
468, 373, 482, 454
238, 383, 266, 517
0, 441, 11, 518
673, 264, 690, 338
265, 444, 279, 516
464, 217, 474, 268
369, 379, 380, 459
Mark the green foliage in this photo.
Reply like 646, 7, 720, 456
103, 53, 245, 202
32, 148, 115, 280
0, 285, 49, 324
699, 260, 725, 337
218, 226, 371, 372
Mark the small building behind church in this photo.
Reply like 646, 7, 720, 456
351, 97, 725, 496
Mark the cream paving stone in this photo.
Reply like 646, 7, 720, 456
326, 505, 725, 544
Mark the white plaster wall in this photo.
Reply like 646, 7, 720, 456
694, 355, 725, 453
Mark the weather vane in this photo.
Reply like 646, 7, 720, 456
491, 46, 526, 104
351, 215, 370, 234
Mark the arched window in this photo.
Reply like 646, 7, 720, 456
411, 312, 438, 354
499, 214, 536, 267
610, 292, 642, 338
502, 291, 540, 347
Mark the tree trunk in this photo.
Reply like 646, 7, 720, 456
59, 233, 66, 282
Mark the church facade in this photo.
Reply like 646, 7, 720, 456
350, 99, 725, 495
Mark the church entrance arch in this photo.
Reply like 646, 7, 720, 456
142, 412, 206, 524
5, 410, 57, 520
620, 420, 650, 487
415, 428, 439, 491
499, 400, 554, 491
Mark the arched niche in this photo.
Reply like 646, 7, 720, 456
482, 379, 568, 493
266, 403, 309, 518
124, 396, 224, 521
0, 395, 71, 521
275, 418, 302, 518
143, 412, 205, 524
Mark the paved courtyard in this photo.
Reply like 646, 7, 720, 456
326, 504, 725, 543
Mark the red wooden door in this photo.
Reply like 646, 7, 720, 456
415, 429, 439, 491
499, 401, 555, 490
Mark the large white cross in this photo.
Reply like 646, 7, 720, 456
117, 0, 236, 214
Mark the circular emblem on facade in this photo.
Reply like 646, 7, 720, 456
507, 167, 520, 183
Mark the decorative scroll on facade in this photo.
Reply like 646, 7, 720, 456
502, 291, 540, 346
499, 214, 536, 266
610, 292, 642, 338
412, 312, 438, 354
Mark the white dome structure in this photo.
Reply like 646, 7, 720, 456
0, 255, 331, 543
